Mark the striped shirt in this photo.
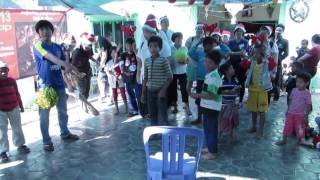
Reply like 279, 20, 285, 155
0, 77, 22, 112
144, 56, 173, 91
221, 78, 239, 104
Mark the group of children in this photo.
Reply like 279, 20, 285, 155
0, 17, 318, 164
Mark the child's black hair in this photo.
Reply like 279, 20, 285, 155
202, 36, 216, 47
125, 38, 135, 45
219, 63, 232, 76
206, 49, 221, 65
110, 46, 120, 57
291, 61, 304, 70
254, 44, 267, 57
276, 24, 285, 31
312, 34, 320, 44
302, 39, 309, 45
148, 36, 163, 49
171, 32, 183, 43
35, 20, 54, 33
297, 71, 312, 83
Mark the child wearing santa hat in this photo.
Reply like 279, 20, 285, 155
137, 14, 171, 118
222, 30, 231, 44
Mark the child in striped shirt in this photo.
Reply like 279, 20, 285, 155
218, 63, 240, 141
141, 36, 173, 126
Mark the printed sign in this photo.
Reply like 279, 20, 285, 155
0, 9, 67, 79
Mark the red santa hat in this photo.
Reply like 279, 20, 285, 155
143, 14, 158, 33
80, 32, 95, 44
222, 30, 231, 37
234, 23, 246, 33
210, 28, 221, 37
159, 16, 169, 23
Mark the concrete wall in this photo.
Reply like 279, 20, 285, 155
198, 4, 280, 24
280, 0, 320, 90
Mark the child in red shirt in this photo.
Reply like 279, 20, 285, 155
0, 61, 30, 163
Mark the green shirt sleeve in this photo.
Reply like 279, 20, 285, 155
34, 41, 48, 57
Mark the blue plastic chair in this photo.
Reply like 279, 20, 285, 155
143, 126, 204, 180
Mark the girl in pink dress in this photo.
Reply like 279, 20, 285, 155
276, 72, 312, 145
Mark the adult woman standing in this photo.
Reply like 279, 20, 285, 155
228, 24, 249, 103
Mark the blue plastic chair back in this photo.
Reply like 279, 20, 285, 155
143, 126, 204, 178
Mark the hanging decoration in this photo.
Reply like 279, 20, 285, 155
120, 25, 136, 38
289, 0, 309, 23
203, 0, 212, 6
266, 4, 276, 18
168, 0, 176, 3
205, 5, 210, 20
224, 3, 244, 24
188, 0, 196, 5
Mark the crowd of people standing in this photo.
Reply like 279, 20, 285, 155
0, 15, 320, 163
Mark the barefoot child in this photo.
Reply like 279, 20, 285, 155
106, 47, 128, 115
276, 72, 312, 145
0, 61, 30, 163
218, 63, 240, 141
190, 50, 222, 160
245, 44, 273, 138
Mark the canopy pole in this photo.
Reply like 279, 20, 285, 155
112, 22, 116, 43
121, 21, 125, 53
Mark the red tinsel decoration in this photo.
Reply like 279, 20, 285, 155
188, 0, 196, 5
268, 56, 277, 71
203, 0, 211, 5
312, 134, 320, 147
240, 58, 251, 70
251, 33, 267, 46
203, 23, 217, 36
120, 25, 136, 38
168, 0, 176, 3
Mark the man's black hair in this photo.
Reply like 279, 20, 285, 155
291, 61, 304, 70
97, 36, 112, 51
219, 63, 232, 76
206, 49, 221, 65
312, 34, 320, 44
276, 24, 285, 31
297, 71, 312, 83
202, 36, 216, 47
35, 20, 54, 33
148, 36, 163, 49
171, 32, 183, 43
125, 38, 135, 45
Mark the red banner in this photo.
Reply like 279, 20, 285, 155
0, 9, 67, 79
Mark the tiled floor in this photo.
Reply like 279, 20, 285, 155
0, 95, 319, 180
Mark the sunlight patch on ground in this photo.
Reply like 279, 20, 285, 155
121, 115, 143, 124
84, 135, 112, 143
197, 171, 258, 180
0, 160, 24, 171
